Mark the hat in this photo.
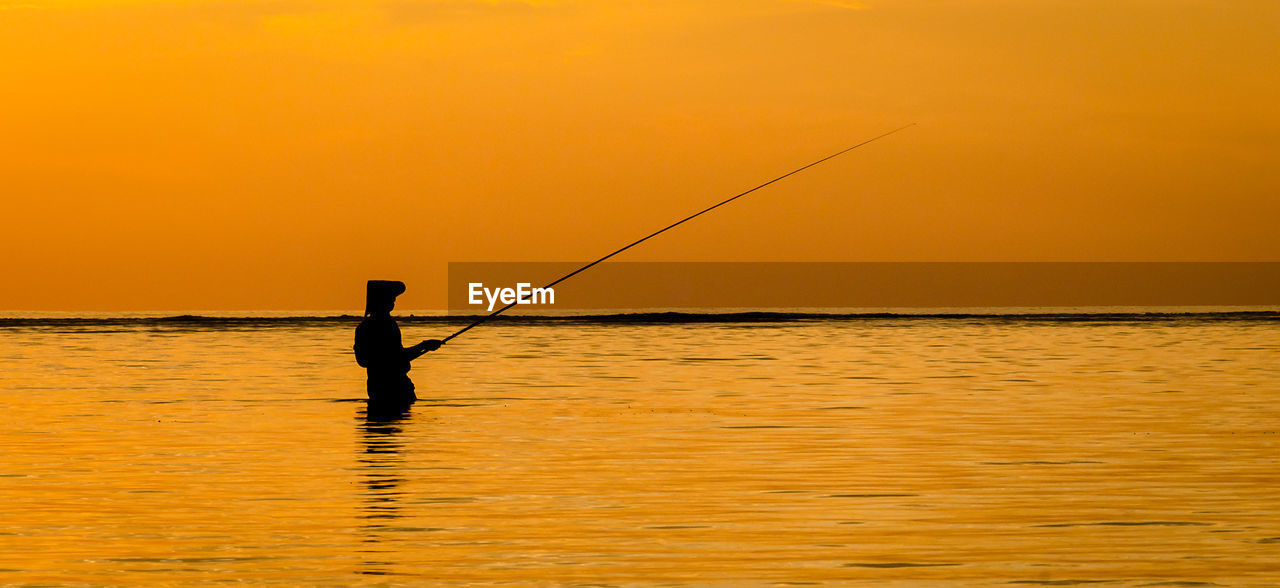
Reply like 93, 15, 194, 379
367, 280, 406, 298
365, 280, 406, 315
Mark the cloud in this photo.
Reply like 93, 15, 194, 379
377, 0, 558, 25
799, 0, 870, 10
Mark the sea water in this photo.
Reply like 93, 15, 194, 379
1, 310, 1277, 585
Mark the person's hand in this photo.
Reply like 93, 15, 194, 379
422, 339, 442, 352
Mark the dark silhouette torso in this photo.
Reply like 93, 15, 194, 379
354, 316, 416, 406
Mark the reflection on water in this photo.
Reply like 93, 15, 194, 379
358, 405, 412, 577
0, 314, 1278, 584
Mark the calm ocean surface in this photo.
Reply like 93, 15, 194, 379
1, 310, 1278, 585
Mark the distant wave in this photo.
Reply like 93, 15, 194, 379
2, 310, 1278, 328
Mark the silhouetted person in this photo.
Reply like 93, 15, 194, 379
354, 280, 441, 408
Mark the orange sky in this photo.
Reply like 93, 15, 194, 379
2, 0, 1277, 310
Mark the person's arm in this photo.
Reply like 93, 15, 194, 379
406, 339, 442, 361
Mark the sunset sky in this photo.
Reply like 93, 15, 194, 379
3, 0, 1277, 310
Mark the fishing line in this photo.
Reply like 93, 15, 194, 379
440, 123, 915, 344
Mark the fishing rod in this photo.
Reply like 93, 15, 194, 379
440, 123, 916, 344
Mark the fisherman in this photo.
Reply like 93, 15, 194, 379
354, 280, 442, 407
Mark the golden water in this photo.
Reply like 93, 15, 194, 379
1, 316, 1278, 585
